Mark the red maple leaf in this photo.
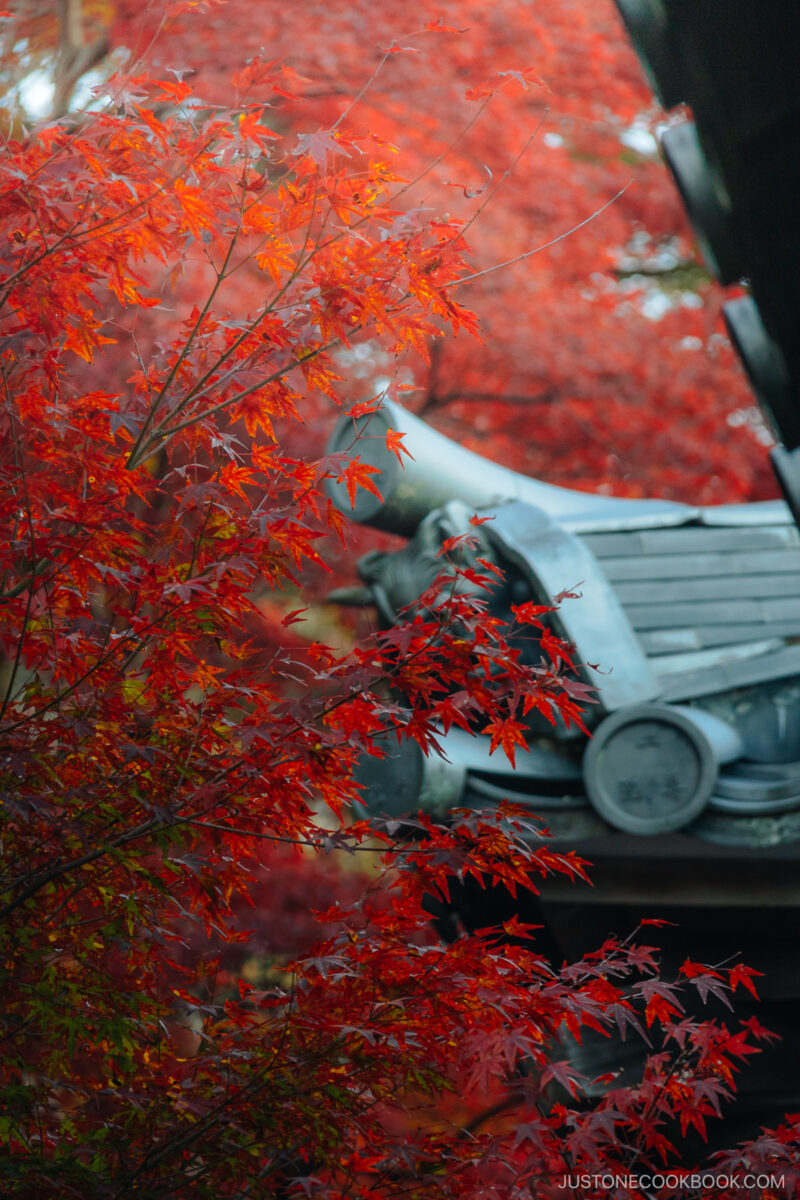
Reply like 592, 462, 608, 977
483, 717, 528, 768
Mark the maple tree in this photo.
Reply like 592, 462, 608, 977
1, 3, 799, 1199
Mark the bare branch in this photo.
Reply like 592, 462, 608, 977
52, 0, 110, 119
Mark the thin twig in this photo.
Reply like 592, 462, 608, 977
448, 181, 633, 288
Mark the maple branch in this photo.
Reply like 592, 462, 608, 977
458, 1091, 526, 1136
113, 1033, 351, 1196
125, 194, 334, 469
0, 731, 278, 920
188, 819, 419, 856
0, 557, 58, 602
0, 572, 549, 913
330, 45, 393, 133
389, 95, 493, 209
0, 814, 163, 921
128, 340, 340, 467
330, 24, 480, 139
125, 230, 241, 469
120, 91, 507, 469
0, 385, 37, 722
0, 615, 154, 738
0, 134, 222, 312
448, 181, 633, 288
448, 107, 549, 249
128, 103, 561, 463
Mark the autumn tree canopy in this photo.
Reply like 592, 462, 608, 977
2, 0, 776, 503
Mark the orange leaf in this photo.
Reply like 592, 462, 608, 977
645, 993, 681, 1028
483, 718, 528, 768
338, 460, 383, 509
64, 323, 117, 363
385, 427, 413, 464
